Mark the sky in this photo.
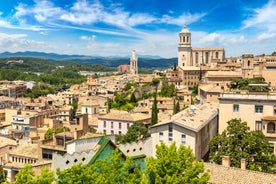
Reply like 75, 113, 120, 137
0, 0, 275, 58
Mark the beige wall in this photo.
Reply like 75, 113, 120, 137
219, 93, 276, 154
151, 123, 196, 158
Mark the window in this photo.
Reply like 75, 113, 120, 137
111, 122, 114, 129
255, 121, 262, 131
195, 52, 199, 64
181, 134, 186, 144
85, 108, 88, 113
267, 122, 275, 133
205, 52, 209, 64
119, 123, 121, 129
255, 105, 263, 113
233, 104, 239, 112
215, 51, 219, 59
103, 129, 106, 134
103, 121, 106, 128
168, 132, 173, 141
111, 130, 114, 134
119, 131, 122, 135
159, 132, 163, 142
274, 106, 276, 115
127, 123, 130, 129
168, 123, 173, 141
169, 123, 173, 132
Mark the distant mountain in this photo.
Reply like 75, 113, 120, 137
0, 51, 177, 68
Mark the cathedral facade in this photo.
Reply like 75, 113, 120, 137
178, 27, 225, 68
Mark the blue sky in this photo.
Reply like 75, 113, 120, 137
0, 0, 275, 58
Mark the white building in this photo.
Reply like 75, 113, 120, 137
151, 103, 218, 160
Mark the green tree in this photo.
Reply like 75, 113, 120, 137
15, 164, 35, 184
116, 122, 150, 144
14, 164, 54, 184
0, 165, 6, 183
209, 118, 276, 173
57, 149, 143, 184
151, 93, 158, 126
146, 142, 210, 184
174, 101, 180, 114
160, 82, 176, 97
44, 127, 70, 140
130, 92, 137, 104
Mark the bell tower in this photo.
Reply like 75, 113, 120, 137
178, 26, 192, 67
130, 50, 138, 74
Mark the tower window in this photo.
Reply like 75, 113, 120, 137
195, 52, 199, 64
205, 52, 209, 64
215, 51, 219, 59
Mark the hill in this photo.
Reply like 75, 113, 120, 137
0, 51, 177, 69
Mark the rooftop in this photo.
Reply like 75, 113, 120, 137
9, 143, 38, 159
98, 110, 151, 122
152, 102, 218, 132
205, 162, 276, 184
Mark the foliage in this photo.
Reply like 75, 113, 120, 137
130, 92, 137, 104
146, 142, 210, 184
44, 127, 70, 140
116, 122, 150, 144
151, 93, 158, 126
57, 149, 143, 184
229, 77, 269, 92
209, 118, 276, 173
0, 165, 6, 183
152, 78, 160, 89
160, 82, 176, 97
173, 100, 180, 114
24, 84, 62, 98
192, 84, 198, 96
14, 164, 54, 184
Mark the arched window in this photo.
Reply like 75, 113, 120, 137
215, 51, 219, 59
267, 122, 275, 133
187, 36, 189, 43
247, 60, 250, 67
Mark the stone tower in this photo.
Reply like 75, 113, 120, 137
178, 26, 192, 67
242, 54, 254, 78
130, 50, 138, 74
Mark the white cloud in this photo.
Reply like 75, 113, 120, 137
0, 32, 49, 52
256, 33, 276, 41
242, 0, 276, 32
160, 12, 206, 26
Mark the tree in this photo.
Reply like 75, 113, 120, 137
57, 149, 143, 184
146, 142, 210, 184
173, 99, 180, 115
130, 92, 137, 104
116, 122, 150, 144
0, 165, 6, 183
209, 118, 276, 173
160, 82, 176, 97
151, 93, 158, 126
14, 164, 54, 184
44, 127, 70, 140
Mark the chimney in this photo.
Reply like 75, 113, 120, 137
222, 156, 230, 167
241, 158, 247, 170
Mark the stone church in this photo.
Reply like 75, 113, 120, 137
178, 26, 225, 68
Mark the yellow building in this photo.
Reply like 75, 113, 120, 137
219, 92, 276, 154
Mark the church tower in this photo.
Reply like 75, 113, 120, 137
130, 50, 138, 74
178, 26, 192, 67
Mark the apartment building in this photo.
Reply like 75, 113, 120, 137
219, 92, 276, 154
151, 102, 218, 160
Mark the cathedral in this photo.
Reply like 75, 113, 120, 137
178, 26, 225, 68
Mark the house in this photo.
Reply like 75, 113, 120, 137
97, 110, 151, 135
151, 102, 218, 160
219, 92, 276, 154
0, 136, 17, 165
3, 143, 52, 182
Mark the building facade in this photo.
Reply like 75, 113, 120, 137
219, 92, 276, 154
